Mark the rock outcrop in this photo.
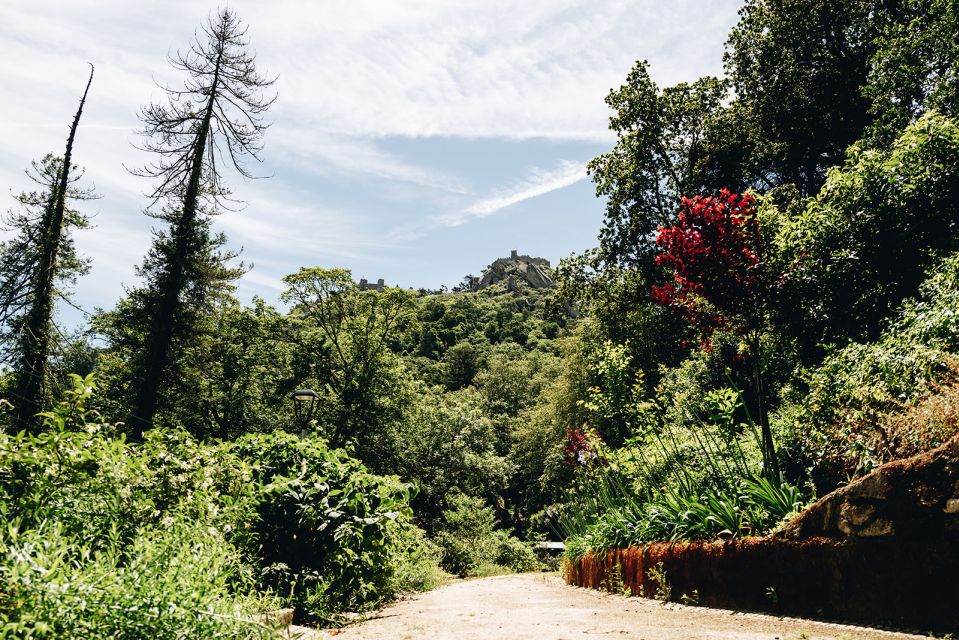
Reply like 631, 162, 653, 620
776, 433, 959, 541
475, 250, 554, 290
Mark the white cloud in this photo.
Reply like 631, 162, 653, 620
269, 127, 470, 194
254, 0, 737, 141
1, 0, 739, 143
440, 160, 586, 226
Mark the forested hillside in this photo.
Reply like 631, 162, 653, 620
2, 0, 959, 637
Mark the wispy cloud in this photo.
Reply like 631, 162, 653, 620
0, 0, 737, 143
439, 160, 586, 227
269, 127, 470, 194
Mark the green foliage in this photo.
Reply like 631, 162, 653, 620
0, 154, 95, 429
579, 340, 644, 446
91, 261, 570, 545
0, 520, 276, 640
773, 112, 959, 352
782, 249, 959, 487
648, 562, 671, 603
385, 525, 447, 593
588, 62, 733, 271
228, 431, 419, 619
0, 381, 438, 633
441, 341, 484, 390
725, 0, 879, 194
282, 267, 417, 452
0, 392, 276, 637
31, 0, 959, 630
17, 3, 959, 620
434, 493, 539, 577
507, 335, 589, 526
563, 477, 806, 558
557, 381, 806, 558
554, 255, 686, 392
125, 9, 276, 434
741, 476, 806, 525
180, 299, 295, 438
866, 0, 959, 143
93, 298, 297, 440
395, 387, 512, 533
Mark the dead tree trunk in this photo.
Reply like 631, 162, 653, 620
14, 64, 94, 431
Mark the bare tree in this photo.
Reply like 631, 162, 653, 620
0, 65, 96, 430
128, 9, 276, 436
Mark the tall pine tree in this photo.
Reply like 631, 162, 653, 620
127, 9, 275, 436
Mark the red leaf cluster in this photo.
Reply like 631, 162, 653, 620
651, 189, 763, 335
563, 425, 599, 468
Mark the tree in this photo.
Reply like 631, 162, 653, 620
127, 9, 275, 435
725, 0, 881, 195
174, 298, 294, 439
576, 62, 740, 388
651, 190, 780, 479
589, 62, 733, 271
396, 388, 511, 533
554, 250, 686, 390
281, 268, 416, 449
772, 112, 959, 355
0, 66, 96, 430
866, 0, 959, 143
442, 341, 483, 390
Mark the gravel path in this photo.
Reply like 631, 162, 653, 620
295, 573, 929, 640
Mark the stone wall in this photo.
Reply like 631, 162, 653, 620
776, 434, 959, 541
565, 435, 959, 633
566, 538, 957, 632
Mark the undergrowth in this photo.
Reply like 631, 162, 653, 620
0, 376, 440, 636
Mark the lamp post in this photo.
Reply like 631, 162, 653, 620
292, 388, 319, 438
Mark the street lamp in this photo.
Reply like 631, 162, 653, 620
292, 388, 320, 437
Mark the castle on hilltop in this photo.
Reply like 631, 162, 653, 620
472, 250, 555, 291
356, 250, 555, 294
358, 278, 386, 292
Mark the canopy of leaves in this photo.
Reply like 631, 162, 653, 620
866, 0, 959, 143
589, 62, 733, 270
725, 0, 881, 194
771, 112, 959, 352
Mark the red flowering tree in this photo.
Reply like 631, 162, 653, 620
651, 189, 780, 480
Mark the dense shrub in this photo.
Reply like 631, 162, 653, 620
434, 493, 540, 577
393, 387, 512, 533
772, 112, 959, 352
783, 251, 959, 488
228, 432, 421, 619
0, 410, 274, 637
0, 384, 438, 634
0, 520, 275, 640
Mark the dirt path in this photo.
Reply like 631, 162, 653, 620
298, 573, 929, 640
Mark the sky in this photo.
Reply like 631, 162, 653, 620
0, 0, 741, 326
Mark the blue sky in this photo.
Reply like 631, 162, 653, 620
0, 0, 741, 326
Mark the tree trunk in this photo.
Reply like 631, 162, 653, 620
131, 51, 224, 438
751, 335, 780, 481
14, 65, 93, 431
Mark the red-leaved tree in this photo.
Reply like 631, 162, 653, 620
651, 189, 780, 480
